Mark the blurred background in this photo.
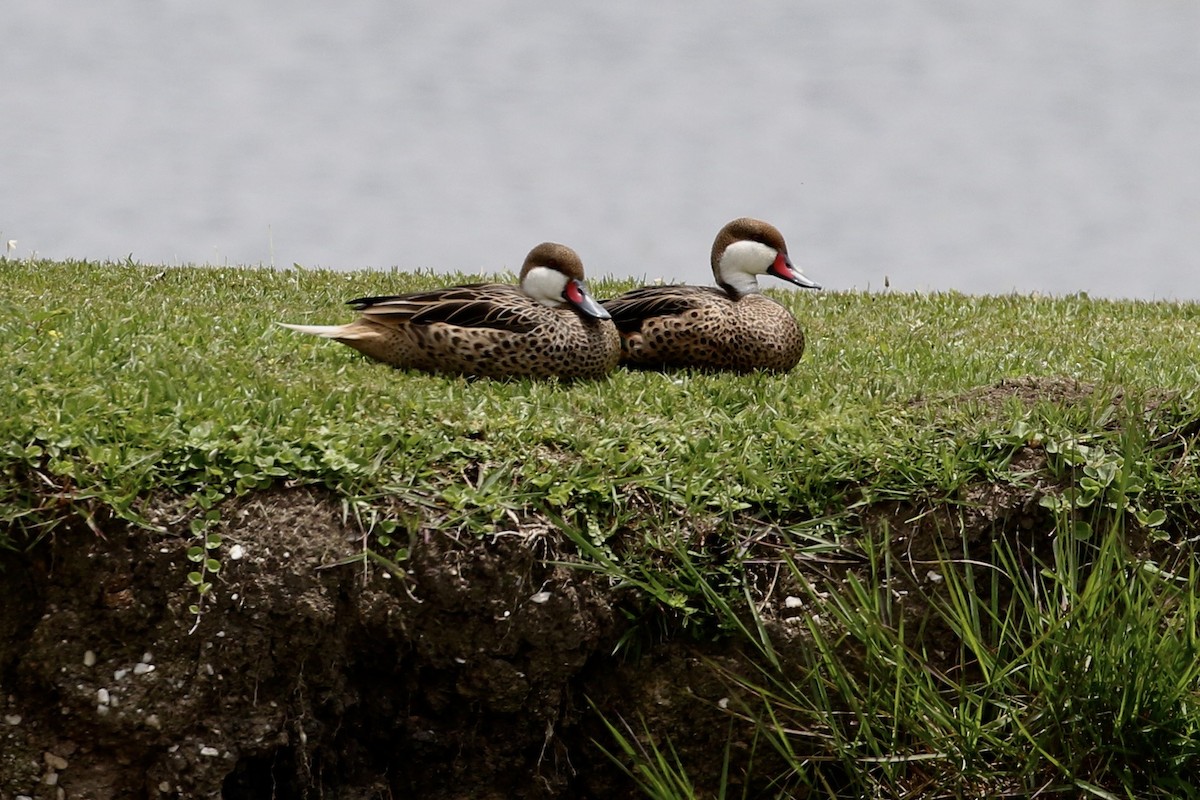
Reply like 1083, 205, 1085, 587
2, 0, 1197, 298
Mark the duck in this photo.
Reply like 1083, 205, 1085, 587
601, 218, 821, 373
280, 242, 621, 380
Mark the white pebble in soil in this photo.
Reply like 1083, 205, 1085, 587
83, 650, 97, 667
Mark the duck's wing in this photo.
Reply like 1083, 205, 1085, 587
600, 285, 726, 333
348, 284, 543, 334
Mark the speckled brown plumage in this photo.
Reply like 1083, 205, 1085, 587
281, 242, 621, 380
602, 218, 820, 373
606, 287, 807, 372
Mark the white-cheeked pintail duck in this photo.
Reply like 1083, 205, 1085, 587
601, 218, 821, 373
281, 242, 621, 380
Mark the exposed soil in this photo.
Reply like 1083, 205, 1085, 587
1, 488, 769, 800
1, 376, 1187, 799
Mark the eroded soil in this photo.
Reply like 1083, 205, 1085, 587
1, 377, 1185, 799
2, 488, 774, 799
0, 484, 1058, 799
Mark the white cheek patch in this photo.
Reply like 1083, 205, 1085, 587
522, 266, 570, 307
718, 240, 777, 295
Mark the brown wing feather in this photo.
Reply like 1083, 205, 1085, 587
348, 283, 491, 310
601, 285, 727, 333
349, 284, 543, 334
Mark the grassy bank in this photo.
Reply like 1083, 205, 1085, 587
4, 257, 1200, 796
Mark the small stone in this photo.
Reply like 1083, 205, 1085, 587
926, 570, 944, 584
717, 697, 730, 709
530, 591, 551, 604
96, 688, 110, 706
43, 771, 59, 786
96, 704, 110, 716
228, 544, 245, 560
141, 652, 154, 664
44, 752, 69, 770
159, 781, 171, 792
145, 714, 162, 730
784, 595, 803, 608
83, 650, 97, 667
114, 669, 128, 681
133, 663, 155, 676
199, 746, 220, 757
4, 714, 21, 725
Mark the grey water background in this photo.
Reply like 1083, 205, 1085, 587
3, 1, 1198, 299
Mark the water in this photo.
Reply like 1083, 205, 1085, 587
3, 0, 1198, 299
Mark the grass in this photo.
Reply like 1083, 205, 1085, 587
713, 513, 1200, 798
3, 257, 1200, 796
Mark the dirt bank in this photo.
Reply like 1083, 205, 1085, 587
1, 488, 770, 799
4, 377, 1178, 798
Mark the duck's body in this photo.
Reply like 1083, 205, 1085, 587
603, 285, 807, 372
602, 218, 820, 373
281, 243, 620, 380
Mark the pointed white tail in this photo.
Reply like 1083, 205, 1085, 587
277, 322, 347, 338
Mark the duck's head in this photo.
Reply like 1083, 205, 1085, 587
711, 217, 821, 299
519, 242, 611, 319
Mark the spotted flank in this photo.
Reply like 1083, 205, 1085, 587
281, 243, 621, 380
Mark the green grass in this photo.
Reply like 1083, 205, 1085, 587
4, 257, 1200, 796
704, 513, 1200, 798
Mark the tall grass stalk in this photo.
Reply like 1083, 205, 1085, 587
668, 515, 1200, 798
592, 708, 750, 800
